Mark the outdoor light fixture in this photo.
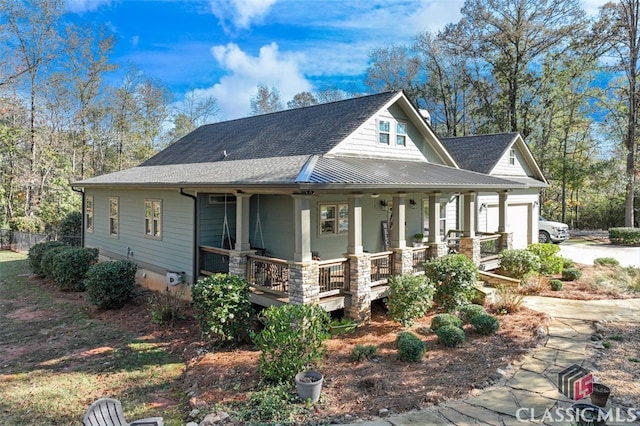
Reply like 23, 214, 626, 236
380, 200, 388, 210
409, 199, 417, 209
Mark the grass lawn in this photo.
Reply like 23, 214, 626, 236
0, 251, 185, 426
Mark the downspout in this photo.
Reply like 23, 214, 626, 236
180, 188, 197, 284
72, 187, 84, 247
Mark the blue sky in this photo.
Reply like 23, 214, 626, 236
65, 0, 608, 120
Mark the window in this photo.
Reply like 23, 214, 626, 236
109, 197, 119, 238
396, 122, 407, 146
423, 200, 447, 240
320, 203, 348, 235
509, 148, 516, 165
85, 195, 94, 233
144, 199, 162, 239
378, 120, 390, 144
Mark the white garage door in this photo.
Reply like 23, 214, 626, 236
485, 204, 530, 249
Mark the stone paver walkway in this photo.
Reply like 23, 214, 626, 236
340, 297, 640, 426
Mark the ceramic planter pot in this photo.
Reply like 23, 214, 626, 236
295, 370, 323, 403
590, 383, 611, 408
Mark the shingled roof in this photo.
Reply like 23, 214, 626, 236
141, 91, 400, 166
440, 133, 519, 175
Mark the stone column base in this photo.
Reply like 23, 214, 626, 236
345, 253, 372, 324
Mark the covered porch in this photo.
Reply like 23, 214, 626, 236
196, 190, 512, 322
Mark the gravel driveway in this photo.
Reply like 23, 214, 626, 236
559, 235, 640, 267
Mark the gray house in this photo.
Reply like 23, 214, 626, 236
73, 91, 543, 322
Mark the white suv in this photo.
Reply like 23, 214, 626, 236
538, 216, 569, 243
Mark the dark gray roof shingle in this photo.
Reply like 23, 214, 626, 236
141, 91, 399, 166
440, 133, 518, 174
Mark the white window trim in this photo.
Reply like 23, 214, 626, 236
396, 121, 407, 146
109, 197, 119, 238
509, 148, 516, 165
85, 195, 94, 233
144, 199, 162, 240
377, 119, 390, 145
319, 203, 349, 236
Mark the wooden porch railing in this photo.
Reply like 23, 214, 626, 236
370, 251, 393, 286
247, 254, 289, 295
199, 245, 231, 275
318, 258, 349, 297
479, 233, 501, 263
411, 246, 429, 274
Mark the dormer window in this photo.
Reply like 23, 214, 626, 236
509, 148, 516, 165
396, 122, 407, 146
378, 120, 390, 144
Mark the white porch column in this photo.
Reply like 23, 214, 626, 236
235, 193, 252, 251
427, 192, 441, 243
463, 192, 476, 238
390, 194, 406, 248
498, 191, 509, 233
292, 194, 312, 262
347, 194, 363, 255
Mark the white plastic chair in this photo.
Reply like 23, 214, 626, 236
82, 398, 164, 426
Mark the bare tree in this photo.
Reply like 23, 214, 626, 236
250, 83, 283, 115
595, 0, 640, 227
287, 91, 317, 109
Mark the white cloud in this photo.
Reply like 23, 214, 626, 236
581, 0, 609, 16
210, 0, 278, 31
131, 35, 139, 48
66, 0, 111, 13
195, 42, 311, 119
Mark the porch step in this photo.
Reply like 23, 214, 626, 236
478, 270, 520, 289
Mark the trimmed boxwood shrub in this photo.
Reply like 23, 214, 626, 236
458, 304, 487, 324
51, 247, 99, 291
396, 331, 426, 362
549, 279, 564, 291
191, 274, 254, 344
431, 313, 463, 331
498, 249, 540, 279
385, 273, 436, 326
609, 227, 640, 245
40, 245, 72, 279
28, 241, 69, 276
85, 260, 137, 309
251, 304, 330, 384
562, 267, 582, 281
470, 313, 500, 335
526, 243, 563, 275
437, 324, 466, 347
425, 254, 478, 312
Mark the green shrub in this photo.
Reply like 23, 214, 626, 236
549, 279, 564, 291
609, 227, 640, 245
351, 344, 378, 362
498, 249, 540, 279
385, 273, 435, 326
425, 254, 477, 312
51, 247, 99, 291
85, 260, 137, 309
562, 267, 582, 281
437, 324, 466, 347
40, 245, 72, 279
251, 304, 330, 383
149, 288, 189, 325
9, 216, 45, 233
430, 313, 463, 331
396, 331, 426, 362
191, 274, 254, 343
594, 257, 620, 267
562, 257, 575, 269
240, 384, 301, 424
59, 211, 82, 246
28, 241, 68, 276
458, 304, 486, 324
470, 313, 500, 335
526, 243, 563, 275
